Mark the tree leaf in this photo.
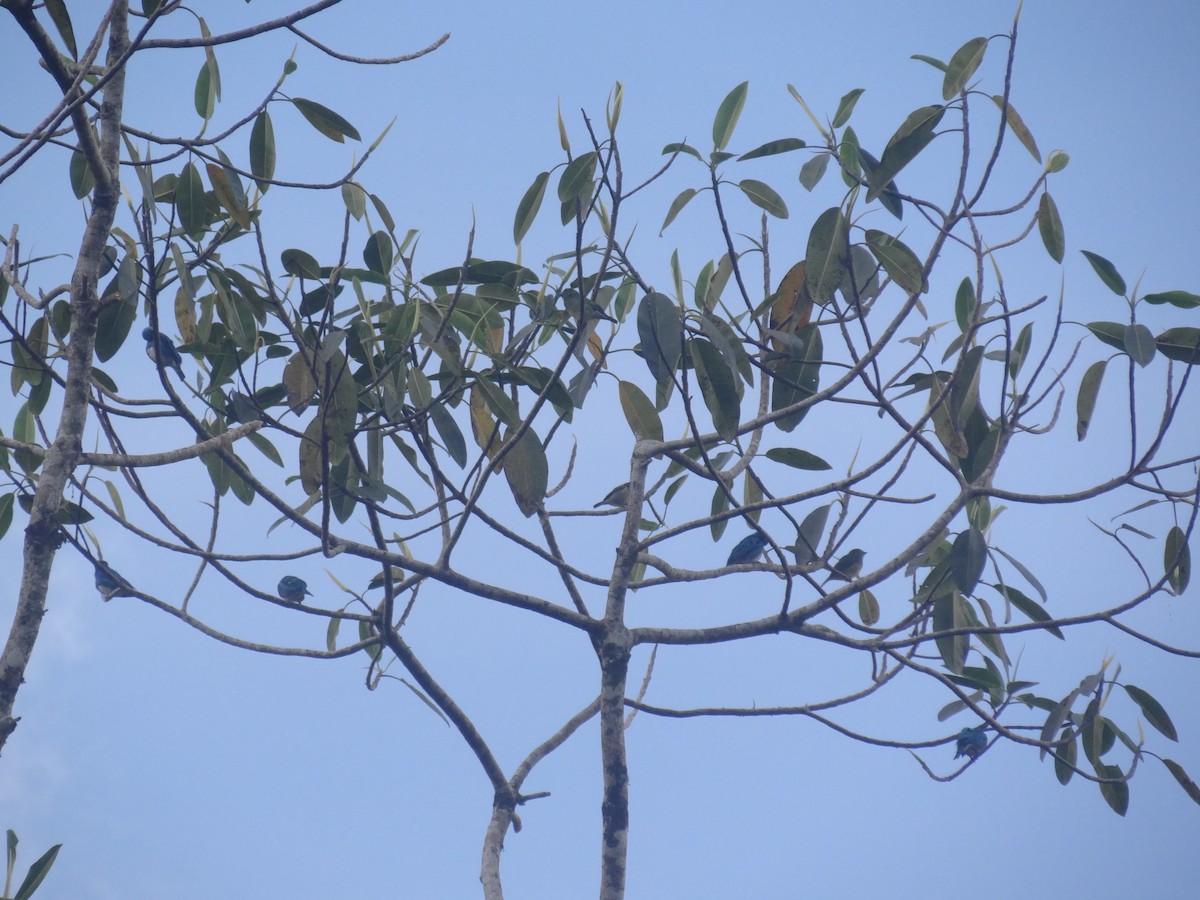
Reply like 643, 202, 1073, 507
636, 292, 682, 402
858, 588, 879, 626
557, 151, 597, 203
770, 324, 822, 432
943, 36, 988, 99
865, 229, 925, 294
798, 153, 829, 191
662, 142, 703, 162
737, 179, 788, 218
1075, 359, 1106, 441
1046, 150, 1070, 173
513, 171, 549, 243
1095, 762, 1129, 816
832, 88, 865, 128
69, 147, 95, 199
1155, 327, 1200, 365
1123, 684, 1178, 742
280, 248, 321, 279
1123, 323, 1156, 368
765, 448, 831, 471
995, 583, 1063, 639
1081, 250, 1126, 295
910, 53, 948, 72
950, 527, 987, 595
688, 338, 740, 441
292, 97, 361, 143
194, 59, 215, 120
206, 163, 250, 229
175, 162, 206, 235
428, 402, 467, 468
712, 81, 749, 151
992, 95, 1040, 162
1164, 525, 1190, 594
737, 138, 805, 161
502, 427, 548, 517
618, 380, 663, 442
1162, 759, 1200, 806
1143, 290, 1200, 309
43, 0, 77, 58
12, 841, 61, 900
875, 105, 943, 191
793, 504, 830, 566
1037, 192, 1064, 263
805, 208, 848, 302
1054, 729, 1078, 785
363, 231, 393, 275
250, 111, 275, 190
660, 188, 697, 235
1086, 321, 1127, 352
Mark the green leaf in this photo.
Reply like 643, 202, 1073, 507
805, 208, 848, 302
1081, 250, 1126, 295
992, 95, 1040, 161
865, 229, 925, 294
770, 324, 822, 432
793, 504, 830, 566
1086, 321, 1127, 352
1164, 525, 1190, 594
363, 231, 393, 275
43, 0, 77, 58
69, 147, 95, 199
712, 81, 749, 151
636, 292, 682, 403
996, 583, 1064, 639
1046, 149, 1070, 173
513, 171, 549, 243
662, 142, 703, 162
910, 53, 948, 72
175, 162, 206, 235
1155, 327, 1200, 364
618, 380, 664, 442
942, 36, 987, 99
280, 248, 321, 279
661, 188, 698, 235
1162, 759, 1200, 806
933, 592, 968, 675
950, 527, 987, 595
1124, 684, 1178, 741
765, 448, 831, 471
832, 88, 865, 128
858, 588, 879, 626
12, 841, 61, 900
689, 338, 741, 441
1123, 323, 1156, 367
1054, 729, 1078, 785
1143, 290, 1200, 309
428, 402, 466, 468
875, 105, 943, 192
1095, 763, 1129, 816
736, 179, 786, 218
502, 427, 548, 517
798, 153, 829, 191
738, 138, 806, 161
0, 493, 13, 540
206, 163, 250, 229
1037, 192, 1064, 263
557, 151, 597, 203
194, 59, 215, 120
292, 97, 361, 143
1075, 359, 1106, 441
955, 278, 976, 332
250, 111, 275, 190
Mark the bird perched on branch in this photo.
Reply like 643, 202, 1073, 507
822, 548, 866, 585
955, 725, 988, 760
726, 531, 768, 566
594, 482, 630, 509
277, 575, 313, 604
142, 326, 185, 379
94, 560, 135, 601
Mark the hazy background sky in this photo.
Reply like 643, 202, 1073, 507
1, 1, 1198, 897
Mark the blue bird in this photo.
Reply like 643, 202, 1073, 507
94, 560, 134, 601
726, 531, 768, 566
142, 326, 184, 378
277, 575, 313, 604
954, 725, 988, 760
822, 548, 866, 585
594, 482, 630, 509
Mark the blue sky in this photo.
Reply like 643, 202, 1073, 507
1, 1, 1198, 897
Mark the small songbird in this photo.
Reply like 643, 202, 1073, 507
94, 560, 134, 601
726, 531, 769, 566
955, 725, 988, 760
277, 575, 313, 604
822, 548, 866, 585
594, 482, 630, 509
142, 326, 185, 378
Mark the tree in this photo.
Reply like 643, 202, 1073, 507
1, 2, 1197, 898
